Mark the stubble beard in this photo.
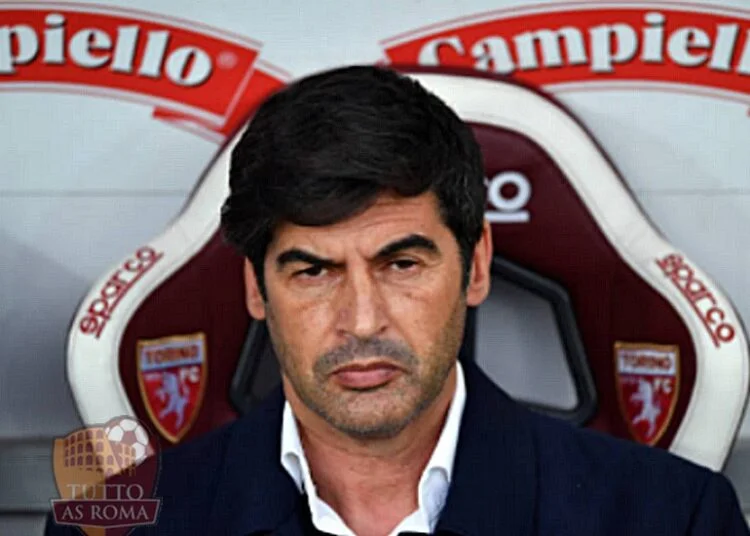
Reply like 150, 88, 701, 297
266, 298, 467, 440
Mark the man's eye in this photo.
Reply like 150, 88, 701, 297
295, 265, 326, 278
390, 259, 418, 271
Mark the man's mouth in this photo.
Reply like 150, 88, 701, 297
331, 361, 403, 390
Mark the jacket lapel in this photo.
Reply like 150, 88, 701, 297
208, 388, 303, 536
210, 361, 538, 536
436, 361, 538, 536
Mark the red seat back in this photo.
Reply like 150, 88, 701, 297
67, 68, 749, 470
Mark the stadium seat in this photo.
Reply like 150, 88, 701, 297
66, 67, 749, 471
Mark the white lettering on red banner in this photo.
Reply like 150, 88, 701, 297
0, 4, 288, 137
382, 4, 750, 98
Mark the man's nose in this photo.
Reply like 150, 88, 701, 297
337, 267, 387, 339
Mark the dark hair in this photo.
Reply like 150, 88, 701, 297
221, 65, 486, 298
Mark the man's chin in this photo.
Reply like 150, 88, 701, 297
322, 400, 421, 440
330, 415, 413, 441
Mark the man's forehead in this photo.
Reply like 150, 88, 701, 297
269, 191, 445, 252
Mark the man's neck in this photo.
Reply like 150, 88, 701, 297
286, 367, 457, 536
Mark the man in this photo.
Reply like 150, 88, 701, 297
46, 65, 748, 535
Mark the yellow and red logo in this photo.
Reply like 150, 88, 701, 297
50, 416, 160, 535
137, 332, 207, 443
615, 341, 680, 446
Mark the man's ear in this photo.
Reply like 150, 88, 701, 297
243, 259, 267, 320
465, 219, 493, 307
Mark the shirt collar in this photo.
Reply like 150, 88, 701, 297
280, 361, 467, 534
214, 359, 538, 536
417, 359, 466, 521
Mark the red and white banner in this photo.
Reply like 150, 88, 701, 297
0, 3, 288, 139
382, 2, 750, 101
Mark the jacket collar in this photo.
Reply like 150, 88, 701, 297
211, 387, 301, 535
435, 361, 537, 536
214, 360, 538, 536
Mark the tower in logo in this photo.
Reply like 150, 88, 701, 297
50, 416, 161, 536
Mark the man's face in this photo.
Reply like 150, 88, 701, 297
244, 191, 490, 439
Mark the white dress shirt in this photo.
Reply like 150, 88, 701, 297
280, 361, 466, 536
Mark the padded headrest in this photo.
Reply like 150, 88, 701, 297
67, 67, 749, 470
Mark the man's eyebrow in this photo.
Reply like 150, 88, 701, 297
274, 234, 440, 271
275, 249, 341, 271
374, 234, 440, 260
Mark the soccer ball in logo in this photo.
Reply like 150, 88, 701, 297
105, 416, 154, 465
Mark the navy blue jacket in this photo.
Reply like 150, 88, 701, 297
46, 362, 748, 535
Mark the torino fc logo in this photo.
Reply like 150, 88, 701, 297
137, 332, 208, 443
615, 342, 680, 446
